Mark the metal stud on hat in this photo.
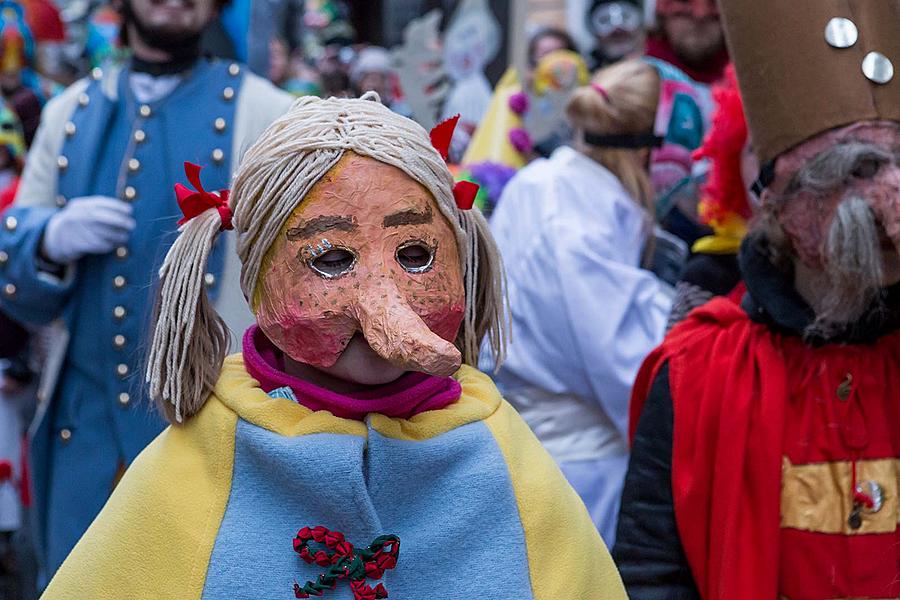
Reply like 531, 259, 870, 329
824, 17, 858, 48
862, 51, 894, 84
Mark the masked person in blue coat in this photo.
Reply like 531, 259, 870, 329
0, 0, 293, 581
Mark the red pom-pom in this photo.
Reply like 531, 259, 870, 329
0, 460, 12, 483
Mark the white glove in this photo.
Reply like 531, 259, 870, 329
41, 196, 136, 264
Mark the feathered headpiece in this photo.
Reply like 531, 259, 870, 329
692, 64, 751, 227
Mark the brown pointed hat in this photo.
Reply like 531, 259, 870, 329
719, 0, 900, 167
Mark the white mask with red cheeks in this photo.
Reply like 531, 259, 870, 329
254, 152, 466, 378
766, 121, 900, 269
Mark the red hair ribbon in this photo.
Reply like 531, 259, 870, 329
429, 115, 479, 211
591, 83, 611, 103
174, 162, 233, 230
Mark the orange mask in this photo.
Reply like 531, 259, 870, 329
255, 152, 466, 377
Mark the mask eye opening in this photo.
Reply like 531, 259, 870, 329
307, 245, 358, 279
395, 240, 436, 274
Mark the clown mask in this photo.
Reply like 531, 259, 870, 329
255, 152, 466, 383
767, 121, 900, 285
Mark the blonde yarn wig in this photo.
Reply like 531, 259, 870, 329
147, 93, 507, 423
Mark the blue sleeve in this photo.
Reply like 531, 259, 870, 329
0, 205, 76, 325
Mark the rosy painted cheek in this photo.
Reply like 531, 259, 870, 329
396, 264, 465, 342
422, 303, 466, 342
258, 313, 354, 367
256, 284, 358, 368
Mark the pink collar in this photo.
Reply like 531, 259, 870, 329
242, 326, 462, 421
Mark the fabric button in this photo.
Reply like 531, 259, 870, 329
115, 246, 129, 260
214, 117, 226, 133
118, 392, 131, 407
139, 104, 152, 118
212, 148, 224, 164
113, 334, 126, 349
56, 195, 67, 207
134, 130, 146, 143
91, 67, 103, 80
113, 275, 127, 289
64, 121, 76, 137
78, 93, 89, 107
228, 63, 240, 77
222, 86, 235, 101
128, 158, 140, 172
113, 305, 127, 321
124, 186, 137, 201
204, 273, 216, 287
59, 428, 72, 443
116, 363, 129, 378
3, 283, 15, 298
3, 216, 15, 231
57, 156, 68, 171
0, 250, 8, 264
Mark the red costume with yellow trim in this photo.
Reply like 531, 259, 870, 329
613, 1, 900, 598
629, 291, 900, 599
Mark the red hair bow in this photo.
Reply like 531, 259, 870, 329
430, 115, 479, 211
174, 162, 233, 230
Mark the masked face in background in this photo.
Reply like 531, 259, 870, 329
589, 0, 644, 61
255, 152, 466, 383
768, 121, 900, 286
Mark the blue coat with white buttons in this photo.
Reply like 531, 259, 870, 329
0, 57, 292, 578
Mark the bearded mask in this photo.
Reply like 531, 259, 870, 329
768, 122, 900, 269
254, 152, 466, 377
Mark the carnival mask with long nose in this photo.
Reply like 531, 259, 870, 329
254, 152, 466, 377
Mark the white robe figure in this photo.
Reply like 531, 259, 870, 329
487, 146, 672, 546
441, 0, 499, 142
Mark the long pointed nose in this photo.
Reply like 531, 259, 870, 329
353, 279, 462, 377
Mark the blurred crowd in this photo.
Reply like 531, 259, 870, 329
0, 0, 733, 595
2, 0, 897, 597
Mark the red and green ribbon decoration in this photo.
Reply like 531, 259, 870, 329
292, 526, 400, 600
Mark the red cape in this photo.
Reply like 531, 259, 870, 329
629, 298, 786, 600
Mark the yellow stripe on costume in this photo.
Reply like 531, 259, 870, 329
41, 396, 239, 599
484, 401, 628, 599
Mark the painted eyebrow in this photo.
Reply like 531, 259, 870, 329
383, 205, 433, 228
286, 215, 357, 239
